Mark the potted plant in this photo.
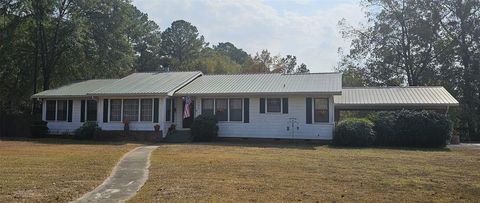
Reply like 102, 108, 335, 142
123, 120, 130, 132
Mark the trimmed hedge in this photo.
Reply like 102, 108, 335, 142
336, 110, 453, 148
393, 110, 452, 147
334, 118, 375, 146
368, 112, 396, 146
191, 114, 219, 142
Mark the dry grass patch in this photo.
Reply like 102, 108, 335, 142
0, 139, 139, 202
131, 143, 480, 202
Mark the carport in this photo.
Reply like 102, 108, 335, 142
333, 87, 459, 121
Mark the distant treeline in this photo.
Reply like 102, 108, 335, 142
0, 0, 309, 127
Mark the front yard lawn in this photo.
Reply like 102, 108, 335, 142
131, 143, 480, 202
0, 139, 139, 202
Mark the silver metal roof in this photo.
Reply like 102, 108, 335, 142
89, 71, 202, 96
334, 87, 459, 109
31, 79, 118, 98
175, 73, 342, 96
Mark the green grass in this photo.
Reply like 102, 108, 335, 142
0, 139, 139, 202
131, 142, 480, 202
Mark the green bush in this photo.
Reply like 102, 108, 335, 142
191, 114, 218, 142
394, 110, 452, 148
334, 118, 375, 146
368, 112, 396, 146
30, 120, 49, 138
74, 122, 102, 139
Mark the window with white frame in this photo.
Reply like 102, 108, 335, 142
202, 98, 243, 122
314, 98, 329, 122
215, 99, 228, 121
110, 99, 122, 121
201, 99, 214, 115
86, 100, 97, 121
140, 99, 153, 121
267, 98, 281, 113
229, 99, 242, 121
123, 99, 139, 121
56, 100, 68, 121
46, 100, 56, 121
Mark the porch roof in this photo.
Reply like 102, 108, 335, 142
31, 79, 118, 99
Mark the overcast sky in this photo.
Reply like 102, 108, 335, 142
132, 0, 365, 72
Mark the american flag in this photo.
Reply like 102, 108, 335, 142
183, 96, 192, 119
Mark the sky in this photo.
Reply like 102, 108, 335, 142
132, 0, 366, 72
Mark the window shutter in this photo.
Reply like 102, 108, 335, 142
244, 98, 249, 123
103, 99, 109, 123
80, 100, 86, 122
67, 100, 73, 122
259, 98, 265, 113
153, 98, 159, 123
282, 98, 288, 114
165, 99, 171, 121
171, 98, 175, 122
306, 97, 312, 124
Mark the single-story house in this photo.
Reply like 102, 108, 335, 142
31, 71, 459, 140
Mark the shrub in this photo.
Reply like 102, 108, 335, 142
368, 112, 396, 146
393, 110, 452, 148
191, 114, 218, 142
30, 120, 49, 138
74, 122, 102, 139
334, 118, 375, 146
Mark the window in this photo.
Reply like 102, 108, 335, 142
229, 99, 242, 121
166, 98, 172, 121
140, 99, 153, 121
110, 99, 122, 121
201, 99, 214, 115
123, 99, 139, 121
56, 100, 67, 121
86, 100, 97, 121
314, 98, 329, 122
215, 99, 228, 121
267, 98, 281, 112
46, 100, 56, 121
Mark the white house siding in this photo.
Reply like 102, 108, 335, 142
43, 96, 167, 134
97, 96, 164, 132
43, 99, 83, 134
192, 95, 335, 140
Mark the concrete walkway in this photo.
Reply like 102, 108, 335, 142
73, 146, 158, 203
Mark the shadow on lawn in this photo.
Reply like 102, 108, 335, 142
327, 145, 451, 152
172, 139, 327, 150
0, 137, 151, 146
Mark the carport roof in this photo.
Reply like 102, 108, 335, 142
334, 86, 459, 109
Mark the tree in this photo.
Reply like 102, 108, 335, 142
190, 48, 242, 74
338, 0, 442, 86
273, 55, 297, 74
127, 6, 162, 72
437, 0, 480, 140
296, 63, 310, 74
338, 0, 480, 139
213, 42, 250, 66
161, 20, 207, 71
249, 50, 274, 73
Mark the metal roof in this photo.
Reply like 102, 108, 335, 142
175, 73, 342, 96
89, 71, 202, 96
334, 87, 459, 109
31, 79, 118, 98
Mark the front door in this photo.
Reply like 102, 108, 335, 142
182, 100, 195, 128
